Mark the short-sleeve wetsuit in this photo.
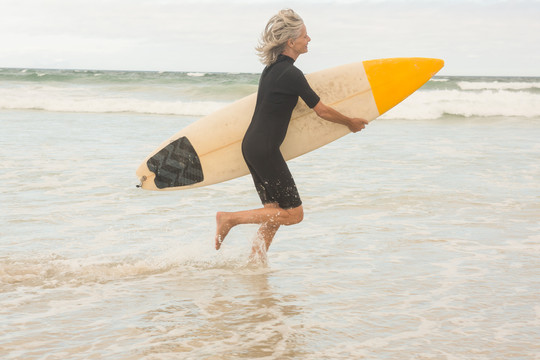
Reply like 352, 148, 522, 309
241, 54, 320, 209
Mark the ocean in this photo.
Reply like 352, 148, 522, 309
1, 67, 539, 359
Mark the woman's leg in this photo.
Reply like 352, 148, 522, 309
215, 204, 303, 250
256, 203, 281, 250
248, 204, 281, 264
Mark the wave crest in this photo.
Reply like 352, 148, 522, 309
0, 87, 227, 116
381, 89, 540, 120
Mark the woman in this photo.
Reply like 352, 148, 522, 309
215, 9, 368, 256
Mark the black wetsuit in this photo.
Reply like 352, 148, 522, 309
241, 54, 320, 209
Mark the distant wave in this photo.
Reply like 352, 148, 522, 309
0, 98, 227, 116
457, 81, 540, 91
2, 86, 538, 119
0, 87, 229, 116
1, 68, 539, 119
381, 89, 540, 120
430, 78, 449, 82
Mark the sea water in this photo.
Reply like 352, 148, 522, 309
1, 68, 539, 359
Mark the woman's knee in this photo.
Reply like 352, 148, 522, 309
285, 205, 303, 225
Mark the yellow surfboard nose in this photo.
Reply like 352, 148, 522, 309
363, 57, 444, 116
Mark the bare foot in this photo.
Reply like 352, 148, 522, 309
215, 212, 234, 250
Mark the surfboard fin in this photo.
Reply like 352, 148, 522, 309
136, 175, 147, 188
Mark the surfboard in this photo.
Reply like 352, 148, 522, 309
136, 57, 444, 190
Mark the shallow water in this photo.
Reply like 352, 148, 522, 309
1, 71, 539, 359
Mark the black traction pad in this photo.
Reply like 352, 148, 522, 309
147, 136, 204, 189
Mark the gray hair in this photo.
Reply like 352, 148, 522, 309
256, 9, 305, 66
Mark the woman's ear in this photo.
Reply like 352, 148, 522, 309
287, 38, 294, 48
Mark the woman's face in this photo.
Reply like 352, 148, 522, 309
291, 25, 311, 55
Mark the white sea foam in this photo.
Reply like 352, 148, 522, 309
1, 69, 538, 120
2, 86, 539, 119
457, 80, 540, 91
381, 89, 540, 120
0, 255, 164, 288
0, 243, 254, 289
0, 87, 226, 116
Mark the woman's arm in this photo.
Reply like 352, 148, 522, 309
313, 101, 369, 133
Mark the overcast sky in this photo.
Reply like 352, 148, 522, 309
1, 0, 539, 76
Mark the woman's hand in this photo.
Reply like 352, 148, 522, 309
347, 118, 369, 133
